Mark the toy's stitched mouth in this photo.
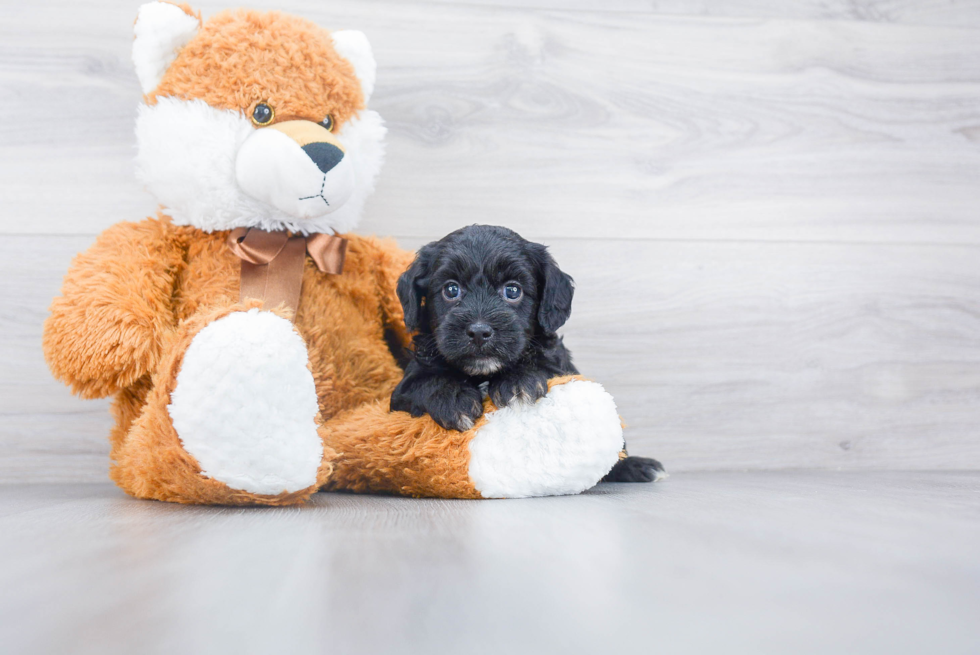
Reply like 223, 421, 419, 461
298, 174, 329, 206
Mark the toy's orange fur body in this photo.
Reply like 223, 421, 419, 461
44, 216, 495, 504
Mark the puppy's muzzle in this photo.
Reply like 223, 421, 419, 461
236, 120, 355, 220
466, 322, 494, 347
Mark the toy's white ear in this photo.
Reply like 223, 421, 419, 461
132, 2, 201, 95
332, 30, 377, 103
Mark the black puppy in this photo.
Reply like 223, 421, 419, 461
390, 224, 663, 483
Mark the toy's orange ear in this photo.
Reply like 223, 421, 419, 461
132, 2, 201, 95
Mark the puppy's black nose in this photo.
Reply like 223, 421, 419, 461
467, 322, 493, 346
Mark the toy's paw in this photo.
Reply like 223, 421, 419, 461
602, 456, 667, 483
488, 367, 549, 407
468, 378, 623, 498
167, 309, 323, 495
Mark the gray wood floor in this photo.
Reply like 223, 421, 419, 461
2, 472, 978, 654
3, 0, 980, 480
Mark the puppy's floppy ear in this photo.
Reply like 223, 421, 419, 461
397, 244, 437, 332
533, 245, 574, 334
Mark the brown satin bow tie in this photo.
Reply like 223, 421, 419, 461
227, 227, 347, 317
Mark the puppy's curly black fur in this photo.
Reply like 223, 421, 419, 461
390, 225, 663, 483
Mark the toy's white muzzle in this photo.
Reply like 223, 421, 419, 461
236, 120, 355, 220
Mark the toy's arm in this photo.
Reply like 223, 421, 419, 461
371, 237, 416, 356
43, 218, 184, 399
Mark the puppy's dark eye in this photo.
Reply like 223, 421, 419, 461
503, 282, 522, 301
443, 281, 461, 300
251, 102, 275, 126
321, 115, 334, 131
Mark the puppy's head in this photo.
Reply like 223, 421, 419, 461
397, 225, 574, 376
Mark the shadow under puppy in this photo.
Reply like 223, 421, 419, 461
391, 224, 664, 483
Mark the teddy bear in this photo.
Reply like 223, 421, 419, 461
42, 2, 626, 505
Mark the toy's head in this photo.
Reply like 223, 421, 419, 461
132, 2, 385, 235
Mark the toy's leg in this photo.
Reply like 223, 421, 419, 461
321, 376, 624, 499
111, 304, 333, 505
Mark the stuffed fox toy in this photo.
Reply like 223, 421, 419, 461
42, 2, 626, 505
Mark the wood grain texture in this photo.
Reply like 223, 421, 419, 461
2, 0, 979, 481
411, 0, 980, 28
2, 1, 980, 243
2, 473, 979, 654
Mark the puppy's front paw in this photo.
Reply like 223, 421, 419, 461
489, 368, 549, 407
427, 382, 485, 432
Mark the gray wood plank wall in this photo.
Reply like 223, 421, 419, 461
2, 0, 979, 482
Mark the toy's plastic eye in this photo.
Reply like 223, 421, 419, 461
321, 115, 334, 131
503, 282, 522, 301
443, 281, 461, 300
251, 103, 275, 125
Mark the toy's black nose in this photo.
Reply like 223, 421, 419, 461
302, 142, 345, 174
467, 322, 494, 346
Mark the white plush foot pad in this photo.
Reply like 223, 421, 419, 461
168, 309, 322, 495
468, 379, 624, 498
